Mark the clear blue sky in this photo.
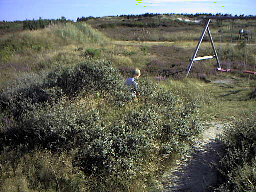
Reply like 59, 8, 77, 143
0, 0, 255, 21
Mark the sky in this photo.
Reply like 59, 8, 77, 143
0, 0, 255, 21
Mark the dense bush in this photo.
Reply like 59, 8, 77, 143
45, 60, 130, 98
0, 89, 200, 190
216, 115, 256, 191
0, 60, 131, 119
98, 20, 191, 29
74, 107, 162, 177
0, 72, 59, 120
0, 59, 201, 191
120, 22, 160, 28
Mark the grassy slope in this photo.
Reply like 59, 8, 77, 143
0, 22, 109, 87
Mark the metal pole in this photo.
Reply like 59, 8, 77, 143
186, 19, 211, 77
207, 26, 221, 69
228, 20, 234, 69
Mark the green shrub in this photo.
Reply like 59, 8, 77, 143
46, 60, 129, 97
0, 80, 201, 191
140, 45, 149, 55
0, 74, 62, 121
0, 58, 202, 191
1, 98, 158, 188
82, 48, 101, 58
216, 115, 256, 191
0, 60, 132, 119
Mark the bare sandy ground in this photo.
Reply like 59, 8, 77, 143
162, 122, 232, 192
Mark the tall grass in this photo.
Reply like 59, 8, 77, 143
0, 22, 110, 87
54, 23, 109, 45
0, 22, 109, 63
0, 149, 88, 192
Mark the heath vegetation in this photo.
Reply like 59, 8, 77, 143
0, 13, 256, 191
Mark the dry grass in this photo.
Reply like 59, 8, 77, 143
0, 23, 112, 88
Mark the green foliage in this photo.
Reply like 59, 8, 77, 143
46, 60, 128, 98
0, 58, 201, 191
23, 19, 51, 30
120, 22, 160, 28
82, 48, 101, 58
0, 60, 131, 120
0, 85, 200, 191
77, 16, 95, 22
122, 49, 137, 56
216, 115, 256, 191
140, 45, 149, 55
74, 107, 160, 177
0, 33, 52, 62
0, 149, 88, 192
0, 45, 13, 62
0, 73, 62, 121
0, 21, 23, 34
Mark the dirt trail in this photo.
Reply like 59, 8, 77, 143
114, 40, 175, 45
162, 122, 231, 192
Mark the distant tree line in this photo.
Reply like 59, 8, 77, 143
76, 13, 256, 22
119, 13, 161, 19
23, 17, 72, 30
77, 16, 97, 22
2, 13, 256, 31
77, 13, 162, 22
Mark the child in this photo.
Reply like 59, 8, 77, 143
124, 68, 141, 98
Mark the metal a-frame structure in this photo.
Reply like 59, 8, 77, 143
186, 19, 221, 77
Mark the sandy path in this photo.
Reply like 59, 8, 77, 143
162, 122, 231, 192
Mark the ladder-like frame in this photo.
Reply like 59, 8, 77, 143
186, 19, 221, 77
